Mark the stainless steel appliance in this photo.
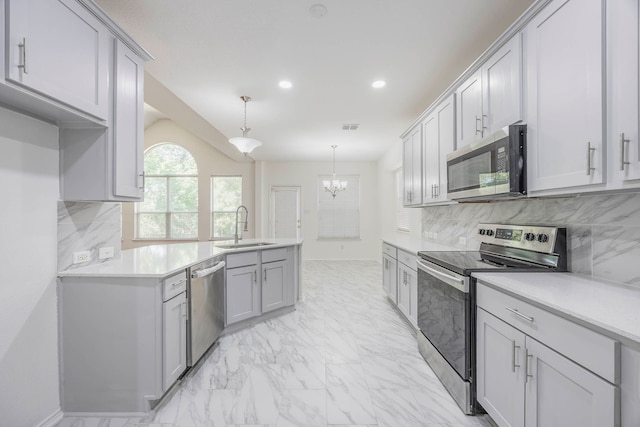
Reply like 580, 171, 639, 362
447, 124, 527, 201
187, 257, 225, 367
416, 223, 566, 414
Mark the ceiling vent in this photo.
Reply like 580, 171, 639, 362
342, 123, 359, 131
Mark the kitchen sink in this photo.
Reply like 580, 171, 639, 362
215, 242, 276, 249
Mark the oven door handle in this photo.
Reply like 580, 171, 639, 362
416, 259, 469, 293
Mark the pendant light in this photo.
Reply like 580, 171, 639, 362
229, 96, 262, 156
323, 145, 348, 198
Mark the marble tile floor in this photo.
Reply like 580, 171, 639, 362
57, 260, 495, 427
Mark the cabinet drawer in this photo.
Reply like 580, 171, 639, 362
226, 251, 258, 269
163, 270, 187, 302
382, 243, 397, 259
262, 247, 287, 263
397, 249, 416, 270
477, 282, 619, 384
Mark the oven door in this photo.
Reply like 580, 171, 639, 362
416, 258, 471, 379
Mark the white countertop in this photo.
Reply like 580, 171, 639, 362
58, 238, 303, 279
381, 235, 460, 255
473, 272, 640, 345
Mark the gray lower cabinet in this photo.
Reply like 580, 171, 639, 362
382, 253, 397, 303
226, 247, 295, 326
59, 270, 188, 414
477, 282, 619, 427
226, 264, 260, 324
162, 290, 187, 391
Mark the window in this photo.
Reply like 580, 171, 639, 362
136, 144, 198, 239
317, 175, 360, 239
395, 168, 410, 232
211, 176, 243, 240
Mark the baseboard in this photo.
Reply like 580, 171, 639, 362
36, 408, 64, 427
62, 411, 149, 418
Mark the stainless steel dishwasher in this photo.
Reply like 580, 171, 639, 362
187, 256, 225, 367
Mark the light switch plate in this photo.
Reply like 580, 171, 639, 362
99, 247, 114, 260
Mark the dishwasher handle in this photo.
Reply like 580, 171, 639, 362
191, 261, 225, 279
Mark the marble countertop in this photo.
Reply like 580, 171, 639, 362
473, 272, 640, 345
58, 238, 303, 279
381, 234, 460, 255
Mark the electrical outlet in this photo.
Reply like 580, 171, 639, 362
72, 251, 91, 264
99, 246, 114, 260
459, 236, 467, 246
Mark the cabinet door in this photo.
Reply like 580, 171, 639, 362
436, 95, 455, 201
482, 34, 522, 134
525, 337, 618, 427
608, 0, 640, 184
403, 126, 422, 206
262, 260, 288, 313
6, 0, 109, 119
455, 70, 483, 148
407, 267, 417, 326
422, 113, 439, 203
382, 254, 397, 303
397, 264, 411, 319
113, 39, 145, 199
163, 292, 187, 392
477, 308, 526, 427
525, 0, 605, 192
226, 265, 259, 324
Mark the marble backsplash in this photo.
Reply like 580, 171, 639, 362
421, 192, 640, 287
57, 201, 122, 271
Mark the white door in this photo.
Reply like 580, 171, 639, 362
525, 337, 618, 427
455, 69, 483, 148
525, 0, 604, 192
270, 186, 301, 239
477, 308, 526, 427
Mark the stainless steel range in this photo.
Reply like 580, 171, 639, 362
416, 223, 567, 415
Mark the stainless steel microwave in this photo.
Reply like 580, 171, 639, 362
446, 124, 526, 201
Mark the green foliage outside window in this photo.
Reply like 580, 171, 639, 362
211, 176, 242, 239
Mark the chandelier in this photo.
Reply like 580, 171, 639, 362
229, 96, 262, 156
323, 145, 348, 198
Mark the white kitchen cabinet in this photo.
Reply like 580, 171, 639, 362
382, 253, 397, 303
455, 34, 522, 149
525, 0, 605, 193
607, 0, 640, 187
397, 249, 417, 327
59, 38, 146, 201
58, 270, 188, 413
162, 290, 187, 392
455, 70, 483, 148
403, 125, 423, 206
6, 0, 110, 120
477, 282, 619, 427
262, 259, 289, 313
422, 94, 455, 204
226, 264, 260, 325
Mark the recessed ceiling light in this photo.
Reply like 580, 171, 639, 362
309, 4, 328, 19
279, 80, 293, 89
372, 80, 386, 89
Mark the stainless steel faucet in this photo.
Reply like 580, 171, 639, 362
234, 205, 248, 244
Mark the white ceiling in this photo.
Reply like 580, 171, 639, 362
95, 0, 534, 162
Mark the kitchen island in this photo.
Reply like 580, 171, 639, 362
57, 238, 302, 416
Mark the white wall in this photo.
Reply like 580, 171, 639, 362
258, 160, 380, 260
0, 107, 61, 426
377, 139, 422, 240
122, 119, 255, 248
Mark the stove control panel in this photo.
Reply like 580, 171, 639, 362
477, 223, 563, 254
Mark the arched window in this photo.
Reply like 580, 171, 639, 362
136, 143, 198, 239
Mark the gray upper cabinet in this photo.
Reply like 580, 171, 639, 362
455, 69, 483, 149
402, 125, 423, 207
6, 0, 110, 120
607, 0, 640, 188
422, 94, 455, 204
525, 0, 605, 193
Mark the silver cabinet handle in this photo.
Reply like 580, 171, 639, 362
254, 270, 257, 283
525, 349, 533, 383
172, 279, 187, 287
475, 115, 482, 135
264, 268, 267, 281
621, 133, 631, 171
434, 184, 439, 198
482, 114, 488, 133
586, 142, 596, 175
18, 38, 28, 74
139, 171, 145, 190
505, 306, 534, 322
512, 342, 520, 373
